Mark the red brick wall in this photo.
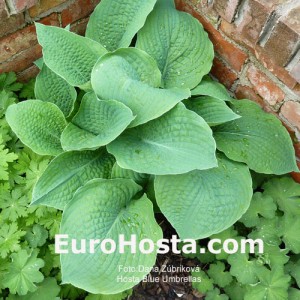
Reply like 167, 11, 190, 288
0, 0, 300, 179
176, 0, 300, 181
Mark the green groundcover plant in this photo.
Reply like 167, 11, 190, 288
2, 0, 299, 296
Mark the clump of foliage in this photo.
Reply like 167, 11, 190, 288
190, 175, 300, 300
3, 0, 298, 296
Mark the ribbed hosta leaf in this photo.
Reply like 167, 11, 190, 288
136, 0, 213, 89
91, 48, 190, 127
31, 149, 115, 210
61, 179, 162, 294
155, 154, 253, 239
107, 103, 217, 175
86, 0, 157, 51
6, 100, 66, 156
61, 93, 134, 151
35, 64, 77, 117
36, 23, 107, 86
214, 99, 298, 175
191, 76, 232, 100
184, 96, 240, 126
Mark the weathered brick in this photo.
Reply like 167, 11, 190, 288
70, 17, 90, 36
213, 0, 241, 23
28, 0, 67, 18
260, 5, 300, 67
0, 44, 42, 73
280, 101, 300, 132
254, 47, 297, 89
247, 65, 285, 105
0, 1, 9, 19
211, 57, 238, 88
0, 13, 59, 63
61, 0, 100, 27
6, 0, 38, 14
17, 64, 40, 82
235, 84, 267, 108
0, 13, 25, 38
289, 60, 300, 83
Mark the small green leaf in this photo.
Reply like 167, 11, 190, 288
154, 154, 252, 239
263, 177, 300, 216
36, 23, 107, 86
184, 96, 240, 126
239, 192, 277, 227
61, 179, 162, 294
281, 214, 300, 253
2, 250, 44, 296
136, 0, 214, 89
91, 48, 190, 127
31, 149, 115, 210
192, 270, 214, 294
6, 100, 66, 156
191, 76, 232, 100
214, 99, 298, 174
25, 224, 48, 248
107, 103, 217, 175
207, 262, 233, 288
35, 64, 77, 117
85, 289, 132, 300
61, 92, 134, 151
86, 0, 157, 51
244, 267, 290, 300
228, 253, 263, 284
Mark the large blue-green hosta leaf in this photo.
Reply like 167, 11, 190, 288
136, 0, 214, 89
107, 103, 217, 175
31, 149, 115, 210
35, 64, 77, 117
36, 23, 107, 87
155, 154, 253, 239
91, 48, 190, 127
61, 93, 134, 151
214, 100, 298, 175
86, 0, 157, 51
60, 179, 162, 294
184, 96, 240, 126
6, 100, 66, 156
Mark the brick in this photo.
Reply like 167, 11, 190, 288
0, 13, 59, 63
17, 65, 40, 82
70, 17, 90, 36
6, 0, 38, 14
289, 60, 300, 83
29, 0, 67, 18
263, 21, 300, 67
247, 65, 285, 105
235, 84, 266, 108
0, 1, 9, 19
61, 0, 100, 27
254, 47, 297, 89
213, 0, 241, 23
0, 44, 42, 73
233, 0, 272, 47
293, 84, 300, 97
211, 57, 238, 88
280, 101, 300, 132
0, 13, 25, 38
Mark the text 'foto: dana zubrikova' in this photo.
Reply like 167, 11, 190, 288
5, 0, 298, 295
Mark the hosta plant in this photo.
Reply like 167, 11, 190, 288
5, 0, 298, 295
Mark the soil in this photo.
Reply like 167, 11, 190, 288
130, 215, 204, 300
